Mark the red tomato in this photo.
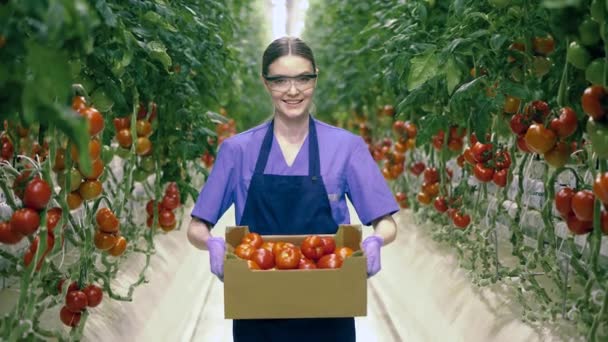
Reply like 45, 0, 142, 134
251, 248, 275, 270
571, 190, 595, 222
72, 96, 87, 111
94, 230, 117, 250
67, 191, 83, 210
473, 163, 495, 183
471, 142, 493, 163
108, 236, 127, 256
404, 122, 417, 138
509, 113, 529, 135
395, 192, 407, 202
23, 178, 52, 210
165, 182, 180, 196
392, 121, 405, 135
516, 134, 531, 153
260, 241, 275, 253
46, 207, 63, 233
66, 290, 88, 313
423, 168, 439, 184
275, 246, 302, 269
113, 117, 130, 131
550, 107, 578, 138
335, 246, 354, 260
80, 158, 104, 180
0, 221, 23, 244
524, 124, 557, 154
235, 243, 256, 260
581, 85, 607, 120
116, 129, 133, 148
533, 36, 555, 56
448, 138, 463, 152
494, 150, 512, 170
298, 259, 317, 269
272, 241, 296, 256
241, 232, 263, 249
161, 193, 180, 210
10, 208, 40, 236
566, 213, 593, 235
593, 172, 608, 205
60, 306, 81, 327
525, 100, 550, 123
247, 260, 261, 270
320, 237, 336, 255
96, 208, 119, 234
492, 169, 508, 188
409, 162, 425, 176
457, 154, 465, 168
452, 212, 471, 228
555, 188, 575, 218
80, 107, 104, 136
434, 197, 448, 213
57, 280, 79, 294
317, 254, 343, 269
158, 209, 176, 229
146, 200, 161, 216
301, 235, 326, 260
83, 284, 103, 307
463, 148, 476, 165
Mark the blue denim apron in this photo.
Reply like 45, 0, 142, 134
234, 117, 356, 342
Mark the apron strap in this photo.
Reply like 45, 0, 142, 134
253, 116, 321, 177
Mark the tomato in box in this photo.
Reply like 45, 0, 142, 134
335, 246, 354, 260
241, 232, 263, 249
317, 254, 343, 269
251, 248, 275, 270
272, 241, 295, 256
275, 246, 301, 269
319, 236, 335, 255
235, 243, 256, 260
301, 236, 325, 260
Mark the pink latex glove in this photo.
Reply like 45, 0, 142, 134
207, 237, 226, 281
361, 235, 383, 278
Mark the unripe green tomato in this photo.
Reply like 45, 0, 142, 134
585, 59, 606, 85
101, 145, 113, 165
140, 156, 155, 173
591, 0, 605, 23
579, 18, 600, 46
132, 169, 149, 182
566, 41, 591, 70
115, 147, 131, 159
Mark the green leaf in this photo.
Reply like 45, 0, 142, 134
146, 41, 172, 70
450, 76, 485, 104
407, 51, 440, 91
470, 98, 493, 143
417, 114, 444, 145
95, 0, 117, 27
446, 58, 462, 95
490, 34, 507, 51
497, 81, 529, 99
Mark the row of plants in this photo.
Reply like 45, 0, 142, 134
304, 0, 607, 339
0, 0, 266, 340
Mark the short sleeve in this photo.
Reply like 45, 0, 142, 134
190, 141, 236, 226
345, 137, 399, 226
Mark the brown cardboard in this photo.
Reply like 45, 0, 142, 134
223, 225, 367, 319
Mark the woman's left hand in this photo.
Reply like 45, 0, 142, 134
361, 235, 383, 278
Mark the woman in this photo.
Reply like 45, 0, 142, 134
187, 37, 399, 342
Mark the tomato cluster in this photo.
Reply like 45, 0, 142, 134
431, 194, 470, 229
93, 208, 127, 257
364, 119, 416, 180
416, 167, 451, 205
462, 138, 511, 187
234, 232, 354, 271
145, 182, 180, 232
57, 280, 103, 328
554, 187, 606, 235
431, 126, 466, 153
508, 100, 577, 168
53, 96, 106, 210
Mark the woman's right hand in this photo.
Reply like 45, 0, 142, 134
187, 218, 226, 281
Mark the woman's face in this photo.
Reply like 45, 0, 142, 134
264, 55, 316, 121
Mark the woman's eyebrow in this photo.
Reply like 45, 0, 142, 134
267, 71, 315, 77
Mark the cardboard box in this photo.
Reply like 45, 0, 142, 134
223, 225, 367, 319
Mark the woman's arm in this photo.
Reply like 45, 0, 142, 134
187, 217, 213, 250
371, 214, 397, 246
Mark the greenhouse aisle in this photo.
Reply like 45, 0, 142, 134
81, 201, 574, 342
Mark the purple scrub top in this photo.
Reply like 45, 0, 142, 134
191, 117, 399, 227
